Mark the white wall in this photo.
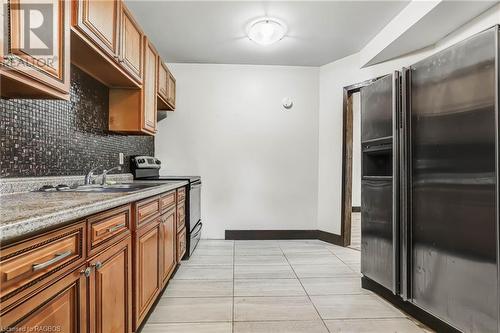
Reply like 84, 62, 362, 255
317, 3, 500, 234
156, 64, 319, 239
351, 92, 361, 208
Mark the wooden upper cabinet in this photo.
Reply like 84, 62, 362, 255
120, 4, 143, 83
143, 38, 158, 133
1, 0, 71, 99
71, 0, 140, 88
157, 60, 176, 111
88, 236, 132, 333
109, 36, 157, 135
157, 60, 168, 103
72, 0, 120, 58
167, 70, 176, 108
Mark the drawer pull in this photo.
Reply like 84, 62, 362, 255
32, 251, 72, 272
107, 223, 126, 233
92, 261, 103, 270
81, 267, 91, 277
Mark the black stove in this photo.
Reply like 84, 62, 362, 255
139, 175, 201, 184
131, 156, 202, 259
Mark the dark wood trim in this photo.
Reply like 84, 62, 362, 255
341, 91, 354, 247
225, 230, 318, 240
316, 230, 344, 246
340, 77, 382, 247
361, 277, 461, 333
352, 206, 361, 212
225, 229, 344, 246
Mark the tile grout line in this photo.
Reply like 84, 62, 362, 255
148, 241, 425, 332
325, 247, 413, 322
326, 247, 361, 275
280, 242, 333, 333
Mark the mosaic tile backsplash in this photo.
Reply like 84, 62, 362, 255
0, 65, 154, 178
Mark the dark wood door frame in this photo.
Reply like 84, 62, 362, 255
340, 78, 381, 246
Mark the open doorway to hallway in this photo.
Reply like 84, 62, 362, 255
350, 92, 361, 251
350, 91, 361, 250
340, 78, 379, 250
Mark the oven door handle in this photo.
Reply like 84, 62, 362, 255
191, 222, 202, 238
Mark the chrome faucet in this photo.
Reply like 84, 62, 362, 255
85, 166, 102, 185
101, 166, 122, 185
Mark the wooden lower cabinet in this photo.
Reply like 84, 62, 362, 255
134, 219, 161, 329
0, 221, 86, 305
160, 208, 177, 286
177, 227, 187, 262
0, 266, 87, 332
0, 188, 186, 332
88, 236, 132, 333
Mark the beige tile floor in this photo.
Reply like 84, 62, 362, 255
141, 239, 432, 333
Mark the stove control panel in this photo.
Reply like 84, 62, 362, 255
132, 156, 161, 169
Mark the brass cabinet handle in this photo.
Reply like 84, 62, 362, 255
32, 251, 72, 272
107, 223, 126, 233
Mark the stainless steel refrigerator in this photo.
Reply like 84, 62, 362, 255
361, 26, 499, 333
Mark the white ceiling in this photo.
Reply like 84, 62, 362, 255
363, 1, 498, 66
125, 1, 410, 67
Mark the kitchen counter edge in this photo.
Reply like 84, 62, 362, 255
0, 180, 189, 245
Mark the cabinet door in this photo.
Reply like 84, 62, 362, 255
88, 236, 132, 333
3, 0, 70, 97
0, 268, 87, 332
120, 4, 143, 83
176, 227, 187, 262
157, 60, 168, 102
142, 38, 157, 134
167, 70, 176, 108
135, 221, 160, 328
73, 0, 120, 59
160, 208, 176, 286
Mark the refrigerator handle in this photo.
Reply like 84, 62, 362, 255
392, 70, 401, 295
400, 67, 412, 301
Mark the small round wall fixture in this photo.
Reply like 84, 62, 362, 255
282, 97, 293, 110
247, 17, 287, 46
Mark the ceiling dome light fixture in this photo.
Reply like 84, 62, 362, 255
247, 17, 287, 46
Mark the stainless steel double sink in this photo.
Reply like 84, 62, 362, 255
63, 183, 160, 193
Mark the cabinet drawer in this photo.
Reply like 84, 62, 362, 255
0, 265, 87, 332
136, 196, 160, 227
87, 205, 131, 256
160, 191, 176, 212
176, 202, 185, 232
0, 222, 86, 302
177, 187, 186, 203
176, 227, 187, 262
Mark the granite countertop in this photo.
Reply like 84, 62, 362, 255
0, 180, 188, 244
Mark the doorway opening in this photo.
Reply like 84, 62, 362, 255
350, 92, 361, 250
340, 78, 380, 248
